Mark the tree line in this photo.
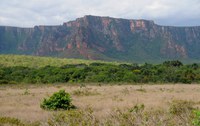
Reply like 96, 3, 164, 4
0, 60, 200, 84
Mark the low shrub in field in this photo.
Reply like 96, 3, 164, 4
23, 89, 30, 95
193, 110, 200, 126
169, 100, 194, 115
169, 100, 199, 126
47, 107, 98, 126
0, 117, 25, 126
129, 104, 145, 113
0, 117, 40, 126
40, 90, 76, 110
72, 88, 100, 96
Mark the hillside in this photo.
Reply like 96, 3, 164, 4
0, 55, 119, 68
1, 15, 200, 63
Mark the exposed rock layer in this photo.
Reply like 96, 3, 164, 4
1, 15, 200, 63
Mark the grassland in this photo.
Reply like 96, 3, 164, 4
1, 55, 200, 125
0, 54, 121, 68
0, 84, 200, 125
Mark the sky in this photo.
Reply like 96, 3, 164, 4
0, 0, 200, 27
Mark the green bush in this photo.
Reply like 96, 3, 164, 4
193, 110, 200, 126
40, 90, 76, 110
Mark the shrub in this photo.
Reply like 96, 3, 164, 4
0, 117, 25, 126
169, 100, 195, 125
0, 80, 9, 84
47, 107, 98, 126
72, 88, 100, 96
40, 90, 76, 110
129, 104, 145, 113
0, 117, 40, 126
193, 110, 200, 126
169, 100, 194, 115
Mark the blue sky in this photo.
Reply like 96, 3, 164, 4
0, 0, 200, 27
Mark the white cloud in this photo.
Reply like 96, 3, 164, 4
0, 0, 200, 27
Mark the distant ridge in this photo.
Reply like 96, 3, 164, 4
1, 15, 200, 63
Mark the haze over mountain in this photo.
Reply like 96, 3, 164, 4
1, 15, 200, 63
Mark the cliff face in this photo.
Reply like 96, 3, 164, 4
1, 15, 200, 63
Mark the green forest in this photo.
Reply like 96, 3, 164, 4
0, 57, 199, 84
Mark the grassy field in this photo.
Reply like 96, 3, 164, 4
0, 55, 121, 68
1, 55, 200, 125
0, 84, 200, 125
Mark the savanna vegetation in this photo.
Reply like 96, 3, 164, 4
1, 84, 200, 126
46, 100, 200, 126
0, 57, 200, 84
1, 55, 200, 126
1, 100, 200, 126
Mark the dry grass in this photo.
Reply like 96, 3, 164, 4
0, 84, 200, 123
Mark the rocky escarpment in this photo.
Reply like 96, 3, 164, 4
0, 15, 200, 63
